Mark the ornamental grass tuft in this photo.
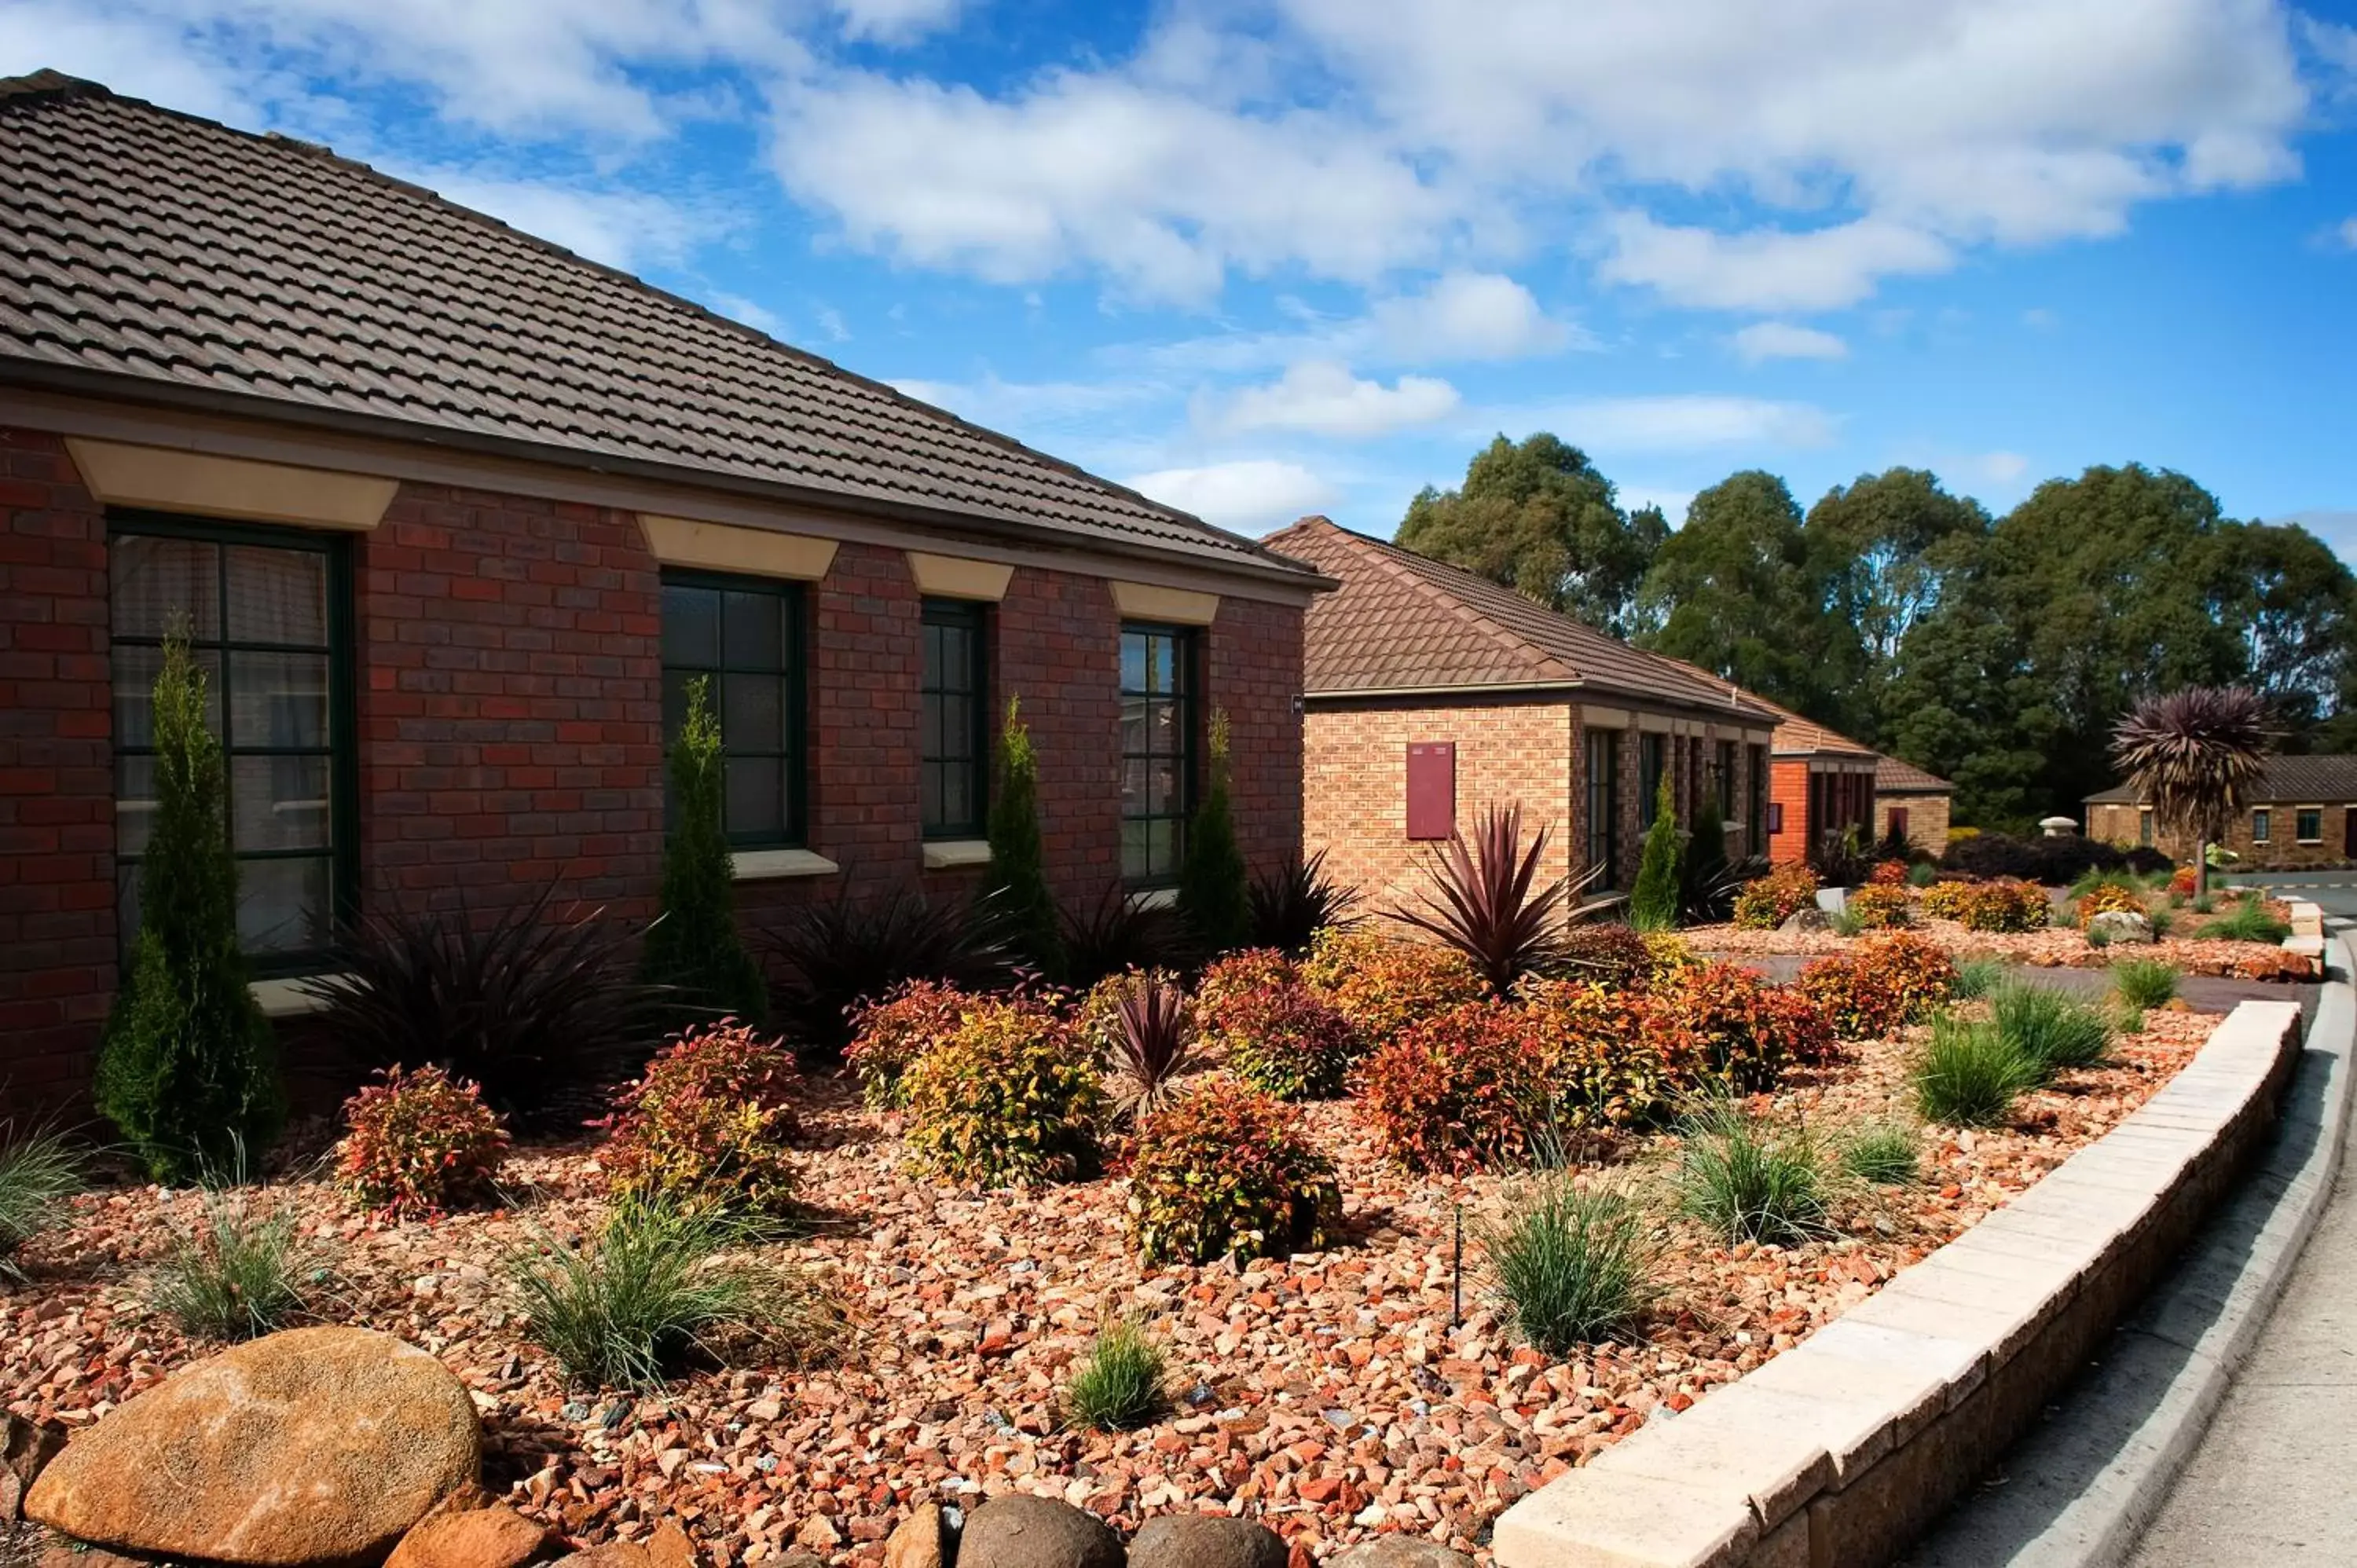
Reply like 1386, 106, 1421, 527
1912, 1013, 2039, 1127
1481, 1176, 1660, 1355
1992, 982, 2113, 1076
2112, 958, 2182, 1010
1674, 1101, 1834, 1246
1838, 1118, 1923, 1185
145, 1183, 319, 1341
0, 1125, 85, 1284
1061, 1317, 1168, 1431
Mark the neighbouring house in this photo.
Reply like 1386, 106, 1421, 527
1266, 517, 1782, 909
1714, 688, 1955, 863
1873, 753, 1956, 855
0, 71, 1331, 1116
2085, 755, 2357, 870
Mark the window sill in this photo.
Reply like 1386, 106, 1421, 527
922, 838, 993, 870
732, 848, 841, 882
1128, 886, 1178, 911
250, 975, 340, 1019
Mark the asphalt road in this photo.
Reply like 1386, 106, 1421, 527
2227, 870, 2357, 920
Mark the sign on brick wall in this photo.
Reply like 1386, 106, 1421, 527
1406, 742, 1455, 840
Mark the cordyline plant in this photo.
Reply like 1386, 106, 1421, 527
1387, 803, 1597, 996
2110, 686, 2273, 898
1108, 974, 1195, 1121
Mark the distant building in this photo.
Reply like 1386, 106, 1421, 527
2086, 756, 2357, 869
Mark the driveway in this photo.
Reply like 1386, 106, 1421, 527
2229, 870, 2357, 921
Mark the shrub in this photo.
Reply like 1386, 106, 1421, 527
1195, 947, 1299, 1013
2207, 897, 2291, 943
1907, 862, 1939, 888
2167, 866, 2200, 898
1355, 1000, 1550, 1173
1103, 973, 1197, 1119
600, 1024, 802, 1216
1556, 923, 1654, 991
1641, 930, 1702, 983
1732, 865, 1821, 930
2149, 906, 2177, 939
2085, 925, 2113, 951
1629, 780, 1683, 934
1646, 963, 1838, 1093
312, 885, 672, 1127
1919, 879, 1973, 921
641, 676, 768, 1024
1848, 884, 1912, 929
902, 1001, 1103, 1185
1059, 884, 1189, 991
96, 631, 281, 1182
1388, 803, 1577, 995
1480, 1177, 1660, 1355
145, 1186, 316, 1341
985, 696, 1063, 976
845, 980, 974, 1109
508, 1199, 839, 1390
333, 1066, 508, 1221
1675, 1103, 1834, 1246
765, 885, 1011, 1054
1061, 1318, 1168, 1431
0, 1126, 84, 1284
1840, 1119, 1923, 1185
1127, 1079, 1340, 1264
1177, 710, 1252, 956
1941, 830, 2128, 887
1798, 933, 1959, 1039
1955, 878, 2051, 933
1952, 958, 2008, 1000
1301, 927, 1483, 1047
1521, 980, 1684, 1130
1992, 983, 2113, 1077
1198, 976, 1358, 1102
1868, 860, 1910, 887
2076, 881, 2149, 929
2191, 892, 2216, 916
1247, 849, 1362, 957
2113, 959, 2181, 1009
1913, 1015, 2039, 1126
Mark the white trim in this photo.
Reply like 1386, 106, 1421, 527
921, 838, 993, 870
250, 975, 339, 1018
1128, 886, 1178, 911
731, 848, 841, 881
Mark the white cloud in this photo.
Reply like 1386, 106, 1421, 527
1730, 321, 1849, 365
832, 0, 963, 47
1971, 450, 2030, 485
1501, 394, 1839, 455
705, 290, 786, 336
1367, 272, 1581, 360
398, 166, 723, 273
1603, 214, 1954, 312
1209, 361, 1460, 439
1126, 460, 1340, 532
2333, 217, 2357, 251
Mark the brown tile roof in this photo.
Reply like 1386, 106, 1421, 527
0, 71, 1322, 587
2086, 754, 2357, 806
1725, 687, 1878, 758
1266, 516, 1780, 718
1875, 753, 1952, 794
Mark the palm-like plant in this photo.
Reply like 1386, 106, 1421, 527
1108, 975, 1194, 1120
1387, 803, 1596, 995
2110, 687, 2272, 898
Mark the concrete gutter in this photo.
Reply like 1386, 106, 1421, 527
1900, 925, 2356, 1566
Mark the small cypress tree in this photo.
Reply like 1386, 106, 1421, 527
1178, 709, 1251, 955
641, 676, 768, 1024
1629, 776, 1684, 933
1681, 794, 1728, 921
95, 629, 284, 1181
985, 696, 1063, 974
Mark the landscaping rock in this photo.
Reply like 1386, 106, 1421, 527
385, 1498, 550, 1568
1780, 907, 1832, 933
24, 1325, 480, 1566
885, 1501, 951, 1568
35, 1544, 146, 1568
2, 1413, 64, 1523
2090, 910, 2157, 944
1327, 1539, 1478, 1568
957, 1494, 1122, 1568
1129, 1513, 1288, 1568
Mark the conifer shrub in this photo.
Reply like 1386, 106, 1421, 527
1300, 927, 1484, 1048
642, 676, 768, 1022
1798, 932, 1960, 1039
984, 697, 1064, 975
599, 1023, 803, 1217
844, 980, 976, 1108
1354, 1000, 1552, 1173
1645, 962, 1838, 1093
1127, 1079, 1340, 1265
900, 999, 1103, 1185
1177, 709, 1252, 956
1732, 864, 1821, 930
1629, 779, 1684, 933
333, 1065, 508, 1221
96, 631, 283, 1182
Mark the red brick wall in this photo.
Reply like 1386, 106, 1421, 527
1769, 757, 1812, 864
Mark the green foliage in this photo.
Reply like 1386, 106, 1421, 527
1480, 1177, 1660, 1355
1396, 433, 1666, 638
1521, 980, 1683, 1130
1912, 1015, 2039, 1127
642, 676, 768, 1024
1806, 467, 1989, 740
599, 1023, 802, 1216
1677, 794, 1730, 923
766, 885, 1011, 1053
1848, 884, 1912, 930
1645, 962, 1839, 1094
1675, 1102, 1834, 1246
1839, 1119, 1923, 1185
1907, 861, 1939, 888
145, 1185, 317, 1341
2113, 959, 2180, 1009
97, 632, 283, 1183
1798, 932, 1959, 1039
2148, 906, 2177, 939
1389, 802, 1575, 995
2207, 897, 2290, 943
1992, 984, 2113, 1076
1827, 907, 1867, 938
1354, 1000, 1551, 1174
1922, 877, 2051, 932
844, 980, 973, 1108
1061, 1318, 1168, 1431
984, 697, 1064, 975
1127, 1079, 1340, 1265
1952, 958, 2009, 1001
901, 1000, 1102, 1185
1197, 968, 1358, 1102
1300, 926, 1484, 1046
0, 1126, 85, 1283
507, 1199, 839, 1390
1177, 709, 1252, 955
333, 1066, 508, 1220
1733, 864, 1821, 929
1629, 779, 1683, 933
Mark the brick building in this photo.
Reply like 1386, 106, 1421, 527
2085, 755, 2357, 870
0, 73, 1329, 1116
1266, 518, 1781, 909
1873, 754, 1956, 855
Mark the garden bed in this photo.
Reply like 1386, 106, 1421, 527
1692, 919, 2313, 981
2, 1010, 2219, 1566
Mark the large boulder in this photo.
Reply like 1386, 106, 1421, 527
1328, 1540, 1477, 1568
957, 1495, 1122, 1568
1130, 1514, 1288, 1568
2090, 910, 2157, 945
26, 1325, 480, 1566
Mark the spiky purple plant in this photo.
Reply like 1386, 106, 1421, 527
2110, 686, 2273, 896
1387, 803, 1596, 995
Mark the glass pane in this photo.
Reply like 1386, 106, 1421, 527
721, 673, 785, 753
1122, 757, 1149, 814
1149, 817, 1178, 876
940, 625, 971, 691
112, 644, 222, 748
726, 757, 786, 837
229, 652, 329, 748
1149, 757, 1178, 815
1153, 636, 1177, 694
724, 590, 784, 671
225, 545, 327, 645
233, 755, 332, 852
239, 855, 331, 954
1120, 698, 1148, 755
1122, 819, 1149, 881
1149, 698, 1180, 755
939, 696, 970, 761
112, 535, 218, 639
115, 756, 157, 859
923, 625, 945, 690
940, 766, 971, 830
662, 584, 720, 668
1120, 633, 1147, 694
922, 764, 944, 830
922, 694, 945, 760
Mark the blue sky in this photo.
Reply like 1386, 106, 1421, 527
10, 0, 2357, 553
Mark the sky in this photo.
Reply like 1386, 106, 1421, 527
8, 0, 2357, 555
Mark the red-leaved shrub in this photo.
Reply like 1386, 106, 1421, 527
1868, 861, 1911, 887
1848, 884, 1912, 929
1197, 975, 1358, 1101
334, 1064, 508, 1220
1302, 928, 1484, 1047
1127, 1079, 1340, 1264
1732, 865, 1821, 930
845, 980, 974, 1108
1798, 932, 1959, 1039
600, 1022, 802, 1214
1521, 979, 1687, 1129
1645, 962, 1837, 1092
1354, 1000, 1551, 1173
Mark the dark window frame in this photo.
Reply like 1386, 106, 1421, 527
2253, 808, 2271, 844
1639, 732, 1667, 827
2296, 807, 2323, 844
1585, 727, 1621, 891
1120, 622, 1197, 888
659, 569, 808, 849
108, 510, 358, 979
920, 598, 990, 840
1748, 743, 1769, 848
1714, 738, 1736, 815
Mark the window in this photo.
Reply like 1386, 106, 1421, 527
1748, 744, 1768, 848
920, 600, 988, 837
1889, 807, 1911, 842
1769, 800, 1785, 835
1120, 625, 1194, 885
2297, 808, 2323, 844
111, 515, 354, 974
1639, 733, 1666, 827
1585, 728, 1621, 888
2139, 808, 2154, 847
661, 572, 804, 846
2253, 808, 2271, 844
1714, 739, 1736, 815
